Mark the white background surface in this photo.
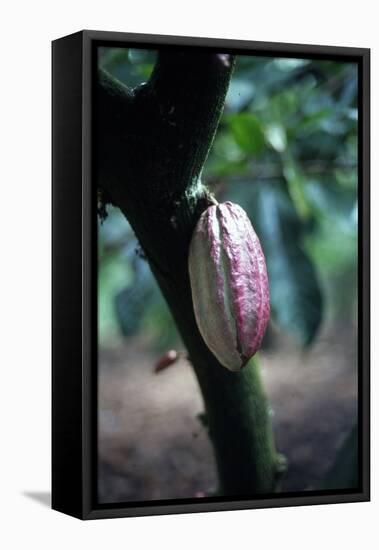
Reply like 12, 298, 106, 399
0, 1, 377, 548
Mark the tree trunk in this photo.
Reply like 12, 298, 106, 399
96, 50, 281, 495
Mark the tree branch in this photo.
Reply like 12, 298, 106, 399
97, 52, 235, 270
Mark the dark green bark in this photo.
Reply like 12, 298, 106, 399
96, 51, 280, 495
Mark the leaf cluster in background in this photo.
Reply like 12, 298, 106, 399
98, 47, 156, 86
98, 208, 180, 351
98, 50, 358, 349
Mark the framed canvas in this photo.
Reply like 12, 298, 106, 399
52, 30, 370, 520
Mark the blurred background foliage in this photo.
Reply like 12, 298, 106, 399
98, 48, 358, 352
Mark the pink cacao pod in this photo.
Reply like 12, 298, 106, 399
188, 201, 270, 372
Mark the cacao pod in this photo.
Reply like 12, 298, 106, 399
188, 201, 270, 372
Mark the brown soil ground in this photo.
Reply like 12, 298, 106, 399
98, 322, 357, 503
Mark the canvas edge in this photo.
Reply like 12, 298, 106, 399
52, 29, 370, 520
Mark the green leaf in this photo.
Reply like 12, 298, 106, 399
282, 152, 312, 220
114, 265, 154, 337
98, 256, 133, 342
265, 123, 287, 153
255, 183, 323, 345
227, 113, 265, 155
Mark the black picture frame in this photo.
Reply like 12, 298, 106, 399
52, 30, 370, 520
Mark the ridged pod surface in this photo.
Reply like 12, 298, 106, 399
188, 201, 270, 372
